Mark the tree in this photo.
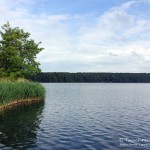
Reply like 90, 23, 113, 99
0, 22, 44, 78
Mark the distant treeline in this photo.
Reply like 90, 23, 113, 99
29, 72, 150, 83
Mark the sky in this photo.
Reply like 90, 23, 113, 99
0, 0, 150, 72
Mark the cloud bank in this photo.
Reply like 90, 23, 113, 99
0, 0, 150, 72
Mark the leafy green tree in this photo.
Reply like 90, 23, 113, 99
0, 22, 44, 78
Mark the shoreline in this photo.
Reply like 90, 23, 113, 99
0, 98, 43, 111
0, 81, 45, 111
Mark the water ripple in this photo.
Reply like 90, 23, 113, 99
1, 83, 150, 150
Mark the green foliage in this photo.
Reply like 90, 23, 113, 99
0, 22, 44, 78
0, 77, 29, 82
30, 72, 150, 83
0, 82, 45, 106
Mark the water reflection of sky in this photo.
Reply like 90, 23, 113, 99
1, 83, 150, 150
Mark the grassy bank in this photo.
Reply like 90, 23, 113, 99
0, 80, 45, 109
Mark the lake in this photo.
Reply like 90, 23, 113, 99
0, 83, 150, 150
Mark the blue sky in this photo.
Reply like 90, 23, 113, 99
33, 0, 117, 14
0, 0, 150, 72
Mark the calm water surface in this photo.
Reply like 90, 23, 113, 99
1, 83, 150, 150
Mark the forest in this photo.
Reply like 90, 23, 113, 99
29, 72, 150, 83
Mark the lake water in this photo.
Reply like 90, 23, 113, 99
1, 83, 150, 150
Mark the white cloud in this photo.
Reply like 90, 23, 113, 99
0, 0, 150, 72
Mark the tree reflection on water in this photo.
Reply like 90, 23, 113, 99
0, 101, 44, 149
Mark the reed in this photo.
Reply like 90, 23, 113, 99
0, 81, 45, 108
0, 77, 29, 83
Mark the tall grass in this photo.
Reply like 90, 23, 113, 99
0, 81, 45, 107
0, 77, 29, 83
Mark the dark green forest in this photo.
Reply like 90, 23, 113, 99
29, 72, 150, 83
